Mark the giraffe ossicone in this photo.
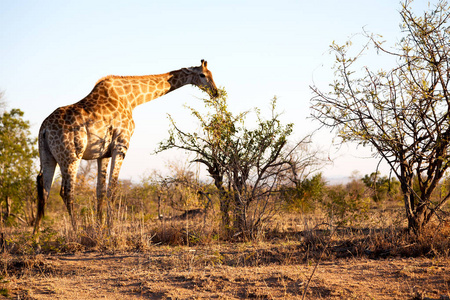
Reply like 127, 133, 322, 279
33, 60, 218, 236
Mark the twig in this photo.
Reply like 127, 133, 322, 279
301, 226, 337, 299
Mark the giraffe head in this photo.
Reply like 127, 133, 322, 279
191, 59, 219, 98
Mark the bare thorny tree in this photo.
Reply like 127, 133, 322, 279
311, 0, 450, 233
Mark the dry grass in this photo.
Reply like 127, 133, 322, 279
0, 244, 449, 299
1, 201, 449, 259
0, 202, 449, 299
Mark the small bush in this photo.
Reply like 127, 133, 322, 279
321, 179, 371, 226
282, 173, 326, 213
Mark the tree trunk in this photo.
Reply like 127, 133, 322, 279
399, 167, 424, 234
409, 202, 433, 234
233, 197, 247, 240
219, 194, 232, 237
211, 172, 233, 238
403, 190, 415, 231
216, 184, 231, 238
402, 188, 433, 234
5, 196, 10, 218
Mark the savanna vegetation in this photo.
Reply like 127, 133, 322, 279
0, 1, 449, 299
311, 0, 450, 234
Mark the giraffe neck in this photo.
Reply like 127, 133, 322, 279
100, 68, 194, 109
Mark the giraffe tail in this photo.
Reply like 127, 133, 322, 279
34, 127, 52, 237
35, 171, 45, 227
33, 170, 45, 237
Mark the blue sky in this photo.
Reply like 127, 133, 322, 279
0, 1, 433, 182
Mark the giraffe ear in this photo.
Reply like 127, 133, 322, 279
201, 59, 207, 68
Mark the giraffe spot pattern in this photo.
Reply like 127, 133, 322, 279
34, 61, 218, 234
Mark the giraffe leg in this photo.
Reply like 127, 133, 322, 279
105, 146, 127, 228
60, 159, 81, 232
107, 144, 129, 199
96, 157, 110, 223
107, 155, 124, 201
33, 157, 57, 238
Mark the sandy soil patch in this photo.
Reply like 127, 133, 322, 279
1, 246, 449, 299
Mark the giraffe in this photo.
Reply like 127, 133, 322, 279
33, 60, 218, 235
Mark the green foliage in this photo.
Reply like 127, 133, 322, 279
157, 89, 312, 239
311, 0, 450, 233
322, 179, 371, 226
362, 172, 401, 202
282, 173, 326, 212
0, 96, 38, 223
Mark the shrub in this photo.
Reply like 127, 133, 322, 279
321, 179, 371, 226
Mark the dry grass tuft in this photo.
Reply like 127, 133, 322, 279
0, 203, 448, 267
